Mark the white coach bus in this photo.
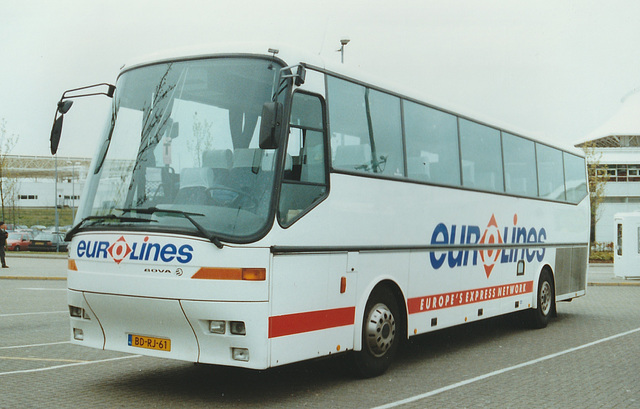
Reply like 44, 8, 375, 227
52, 45, 589, 377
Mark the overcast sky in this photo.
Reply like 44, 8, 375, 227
2, 0, 639, 158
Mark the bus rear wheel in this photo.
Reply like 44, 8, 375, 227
352, 286, 401, 378
529, 269, 554, 329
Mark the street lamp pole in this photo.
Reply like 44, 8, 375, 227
339, 38, 350, 64
54, 154, 59, 252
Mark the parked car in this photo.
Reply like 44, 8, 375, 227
7, 232, 32, 251
28, 232, 69, 252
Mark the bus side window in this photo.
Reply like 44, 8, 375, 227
326, 76, 404, 176
278, 92, 329, 226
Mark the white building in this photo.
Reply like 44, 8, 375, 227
6, 155, 90, 209
575, 89, 640, 244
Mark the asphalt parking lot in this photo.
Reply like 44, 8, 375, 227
1, 257, 638, 408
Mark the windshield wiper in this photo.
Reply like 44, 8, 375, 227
119, 207, 224, 249
64, 214, 156, 241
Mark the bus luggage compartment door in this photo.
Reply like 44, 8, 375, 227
84, 292, 199, 362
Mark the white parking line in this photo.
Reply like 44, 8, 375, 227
0, 311, 67, 317
18, 288, 67, 291
0, 341, 70, 350
372, 327, 640, 409
0, 355, 142, 376
0, 356, 87, 363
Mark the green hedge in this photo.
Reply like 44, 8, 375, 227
1, 207, 74, 228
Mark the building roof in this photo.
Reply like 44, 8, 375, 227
3, 155, 91, 179
575, 89, 640, 148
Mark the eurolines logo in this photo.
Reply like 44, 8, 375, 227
429, 214, 547, 277
76, 236, 194, 264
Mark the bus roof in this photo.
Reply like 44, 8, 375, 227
120, 43, 326, 74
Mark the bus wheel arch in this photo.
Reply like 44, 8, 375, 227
529, 266, 556, 329
351, 281, 406, 378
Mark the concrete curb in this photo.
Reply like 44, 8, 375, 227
588, 281, 640, 287
0, 276, 66, 280
6, 253, 67, 259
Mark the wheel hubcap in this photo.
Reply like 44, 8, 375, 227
540, 281, 552, 316
365, 303, 396, 357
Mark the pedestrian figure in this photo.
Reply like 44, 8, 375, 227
0, 221, 8, 268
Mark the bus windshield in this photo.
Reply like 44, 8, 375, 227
81, 57, 287, 241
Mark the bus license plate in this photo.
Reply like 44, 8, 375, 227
128, 334, 171, 351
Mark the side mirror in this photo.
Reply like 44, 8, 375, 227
50, 115, 64, 155
259, 101, 283, 149
50, 100, 74, 155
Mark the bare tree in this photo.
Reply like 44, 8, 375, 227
581, 140, 608, 246
0, 119, 17, 221
189, 112, 214, 166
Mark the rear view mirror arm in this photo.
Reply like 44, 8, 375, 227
50, 83, 116, 155
60, 83, 116, 100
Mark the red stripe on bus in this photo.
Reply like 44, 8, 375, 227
269, 306, 356, 338
407, 280, 533, 314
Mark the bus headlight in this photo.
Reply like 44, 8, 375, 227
209, 320, 226, 334
230, 321, 246, 335
69, 305, 91, 320
69, 306, 83, 318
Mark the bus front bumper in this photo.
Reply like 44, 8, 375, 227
68, 290, 270, 369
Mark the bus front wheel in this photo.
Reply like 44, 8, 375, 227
529, 269, 555, 329
352, 286, 401, 378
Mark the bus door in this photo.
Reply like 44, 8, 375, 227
269, 91, 357, 365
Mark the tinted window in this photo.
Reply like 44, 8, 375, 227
459, 119, 504, 192
327, 76, 404, 177
564, 152, 587, 203
502, 133, 537, 197
290, 92, 323, 129
537, 144, 566, 200
404, 101, 460, 186
279, 92, 328, 226
368, 90, 404, 176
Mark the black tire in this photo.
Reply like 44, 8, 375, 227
529, 269, 555, 329
352, 286, 402, 378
